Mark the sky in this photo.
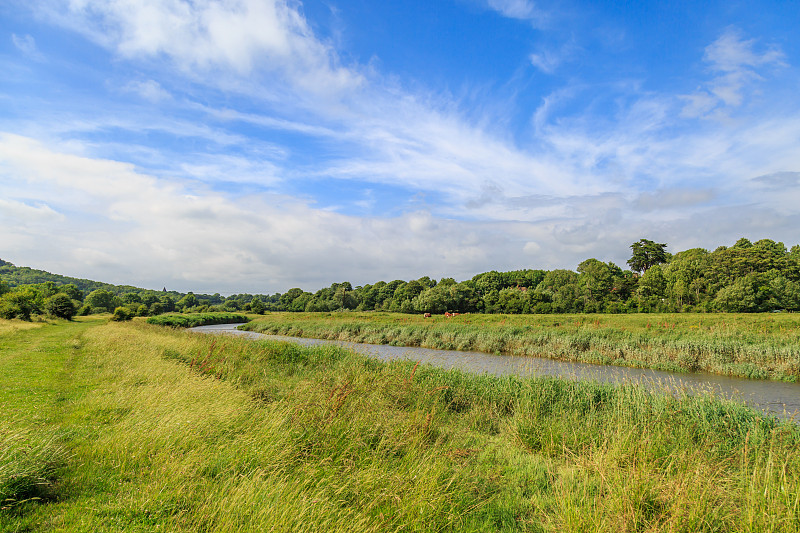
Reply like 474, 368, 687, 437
1, 0, 799, 294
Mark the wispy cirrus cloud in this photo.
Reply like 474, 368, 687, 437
681, 27, 786, 117
11, 33, 45, 61
485, 0, 545, 25
121, 79, 171, 102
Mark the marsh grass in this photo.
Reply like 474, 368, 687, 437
2, 319, 799, 531
242, 312, 800, 381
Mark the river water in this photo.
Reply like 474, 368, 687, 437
190, 323, 800, 422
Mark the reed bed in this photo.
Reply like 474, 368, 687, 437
2, 318, 799, 531
242, 312, 800, 381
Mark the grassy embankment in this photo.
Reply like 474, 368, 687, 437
2, 317, 800, 531
241, 312, 800, 381
145, 312, 250, 328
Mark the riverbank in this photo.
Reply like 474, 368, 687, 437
4, 317, 799, 531
240, 312, 800, 381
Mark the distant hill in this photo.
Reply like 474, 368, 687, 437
0, 258, 183, 298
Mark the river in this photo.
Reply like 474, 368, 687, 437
190, 323, 800, 422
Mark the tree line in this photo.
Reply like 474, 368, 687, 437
2, 238, 799, 320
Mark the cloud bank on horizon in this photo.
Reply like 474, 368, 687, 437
1, 0, 799, 293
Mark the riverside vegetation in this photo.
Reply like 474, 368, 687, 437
241, 311, 800, 382
146, 312, 250, 328
3, 237, 800, 321
2, 316, 799, 531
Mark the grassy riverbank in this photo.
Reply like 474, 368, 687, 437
146, 312, 250, 328
2, 317, 799, 531
241, 312, 800, 381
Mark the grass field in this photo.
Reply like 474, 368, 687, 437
241, 312, 800, 381
2, 317, 799, 531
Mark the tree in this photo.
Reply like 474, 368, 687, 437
280, 288, 305, 309
535, 270, 580, 313
473, 271, 505, 295
577, 259, 614, 310
85, 289, 116, 313
333, 286, 358, 310
636, 264, 666, 311
250, 297, 265, 314
122, 292, 142, 305
160, 295, 175, 312
0, 289, 38, 320
177, 292, 198, 310
61, 283, 83, 301
628, 239, 668, 274
45, 293, 76, 320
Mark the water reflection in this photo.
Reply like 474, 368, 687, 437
190, 323, 800, 422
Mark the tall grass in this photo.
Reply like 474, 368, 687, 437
0, 427, 65, 509
241, 312, 800, 381
3, 319, 799, 531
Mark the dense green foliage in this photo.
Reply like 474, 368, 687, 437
274, 238, 800, 314
2, 237, 800, 320
111, 306, 134, 321
2, 318, 798, 531
242, 312, 800, 381
146, 312, 250, 328
44, 293, 76, 320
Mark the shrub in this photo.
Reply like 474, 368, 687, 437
45, 293, 76, 320
0, 291, 36, 320
146, 312, 249, 328
111, 306, 133, 322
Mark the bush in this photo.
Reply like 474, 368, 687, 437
146, 312, 249, 328
0, 291, 36, 320
45, 293, 76, 320
111, 307, 133, 322
250, 298, 265, 315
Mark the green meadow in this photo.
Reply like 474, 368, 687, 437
2, 316, 800, 531
241, 311, 800, 381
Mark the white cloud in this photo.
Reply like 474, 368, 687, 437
122, 79, 171, 102
11, 33, 45, 61
486, 0, 544, 25
704, 28, 785, 72
529, 40, 577, 74
53, 0, 363, 95
6, 6, 800, 291
682, 27, 786, 117
0, 198, 63, 223
3, 133, 800, 294
529, 50, 560, 74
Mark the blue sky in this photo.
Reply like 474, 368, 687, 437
1, 0, 799, 293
